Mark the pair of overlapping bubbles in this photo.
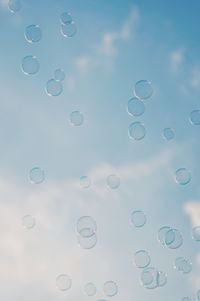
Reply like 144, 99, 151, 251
46, 69, 66, 97
84, 281, 118, 297
174, 257, 192, 274
128, 80, 153, 141
76, 216, 97, 249
60, 12, 77, 38
158, 226, 183, 249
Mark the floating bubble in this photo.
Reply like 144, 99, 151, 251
25, 25, 42, 43
54, 69, 66, 82
156, 271, 167, 287
78, 232, 97, 249
60, 12, 72, 25
174, 257, 192, 274
175, 168, 191, 185
46, 79, 63, 97
84, 282, 97, 296
157, 226, 171, 246
76, 216, 97, 238
29, 167, 45, 184
70, 111, 84, 126
21, 55, 40, 75
22, 215, 35, 229
106, 174, 120, 189
56, 274, 72, 291
127, 97, 145, 117
134, 80, 153, 100
192, 226, 200, 241
80, 176, 91, 189
140, 267, 158, 289
165, 228, 183, 249
8, 0, 21, 12
103, 281, 118, 297
130, 210, 146, 228
129, 122, 146, 141
134, 250, 151, 268
190, 110, 200, 125
61, 22, 77, 37
197, 290, 200, 301
162, 128, 175, 141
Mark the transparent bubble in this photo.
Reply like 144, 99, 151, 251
175, 168, 191, 185
165, 229, 183, 249
134, 250, 151, 268
103, 281, 118, 297
127, 97, 145, 117
84, 282, 97, 296
76, 216, 97, 238
56, 274, 72, 291
174, 257, 192, 274
8, 0, 21, 12
190, 110, 200, 125
29, 167, 45, 184
25, 25, 42, 43
130, 210, 146, 228
134, 80, 153, 100
181, 297, 191, 301
162, 128, 175, 141
70, 111, 84, 126
54, 69, 66, 82
60, 12, 72, 25
140, 267, 158, 289
192, 226, 200, 241
156, 271, 167, 287
61, 22, 77, 37
22, 215, 35, 229
106, 174, 120, 189
80, 176, 91, 189
21, 55, 40, 75
157, 226, 171, 246
129, 122, 146, 141
46, 79, 63, 97
78, 232, 97, 249
197, 290, 200, 301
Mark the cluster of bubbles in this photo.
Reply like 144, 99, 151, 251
46, 69, 65, 97
76, 216, 97, 249
157, 226, 183, 249
127, 80, 153, 141
84, 281, 118, 298
60, 12, 77, 38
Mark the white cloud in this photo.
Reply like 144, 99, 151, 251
169, 49, 185, 73
184, 201, 200, 227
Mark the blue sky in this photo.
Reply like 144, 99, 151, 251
0, 1, 200, 301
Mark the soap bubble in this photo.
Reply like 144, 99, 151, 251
162, 128, 175, 140
129, 122, 146, 140
22, 215, 35, 229
56, 274, 72, 291
61, 22, 77, 37
25, 25, 42, 43
174, 257, 192, 274
175, 168, 191, 185
156, 271, 167, 287
157, 226, 171, 246
165, 228, 183, 249
21, 55, 40, 75
70, 111, 84, 126
54, 69, 65, 82
130, 210, 146, 228
80, 176, 91, 189
134, 80, 153, 100
140, 267, 158, 289
60, 12, 72, 25
84, 282, 97, 296
76, 216, 97, 238
134, 250, 151, 268
127, 97, 145, 117
8, 0, 21, 12
190, 110, 200, 125
78, 232, 97, 249
103, 281, 118, 297
192, 226, 200, 241
29, 167, 45, 184
106, 174, 120, 189
46, 79, 63, 96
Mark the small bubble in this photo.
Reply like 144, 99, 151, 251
190, 110, 200, 125
106, 174, 120, 189
129, 122, 146, 141
103, 281, 118, 297
162, 128, 175, 141
54, 69, 65, 82
78, 232, 97, 249
25, 25, 42, 43
29, 167, 45, 184
174, 257, 192, 274
175, 168, 191, 185
134, 80, 153, 100
60, 12, 72, 25
140, 267, 158, 289
134, 250, 151, 268
8, 0, 21, 13
130, 210, 146, 228
21, 55, 40, 75
70, 111, 84, 126
56, 274, 72, 291
46, 79, 63, 97
76, 216, 97, 238
127, 97, 145, 117
84, 282, 97, 296
22, 215, 35, 229
61, 22, 77, 37
80, 176, 91, 189
192, 226, 200, 241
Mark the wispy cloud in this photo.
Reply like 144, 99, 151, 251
169, 49, 185, 73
